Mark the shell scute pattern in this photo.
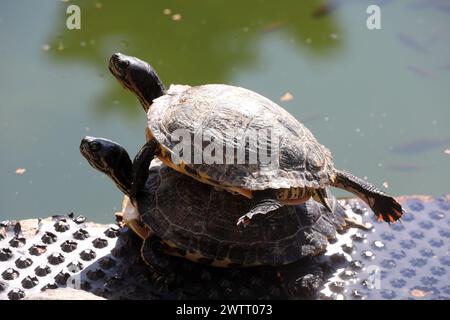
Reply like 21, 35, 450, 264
149, 84, 336, 191
198, 237, 219, 258
228, 245, 247, 263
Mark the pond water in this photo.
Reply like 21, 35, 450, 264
1, 0, 449, 223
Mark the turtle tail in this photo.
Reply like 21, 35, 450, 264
331, 170, 404, 223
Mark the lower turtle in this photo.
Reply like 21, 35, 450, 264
80, 136, 347, 272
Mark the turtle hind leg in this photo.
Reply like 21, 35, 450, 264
140, 236, 174, 280
332, 170, 404, 223
371, 193, 404, 223
237, 190, 284, 226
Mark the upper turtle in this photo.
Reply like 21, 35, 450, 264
108, 53, 404, 225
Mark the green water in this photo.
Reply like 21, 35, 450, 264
1, 0, 449, 223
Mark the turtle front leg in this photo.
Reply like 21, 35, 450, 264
131, 138, 160, 200
237, 189, 284, 226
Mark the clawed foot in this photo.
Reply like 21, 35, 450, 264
237, 214, 252, 227
344, 217, 372, 231
237, 198, 284, 226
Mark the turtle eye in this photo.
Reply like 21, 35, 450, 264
89, 141, 101, 152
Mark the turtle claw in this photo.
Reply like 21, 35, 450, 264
236, 215, 251, 227
344, 217, 371, 231
236, 197, 284, 227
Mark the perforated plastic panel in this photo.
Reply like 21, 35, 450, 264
1, 196, 449, 300
320, 196, 450, 300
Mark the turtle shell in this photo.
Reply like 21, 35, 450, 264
136, 161, 346, 266
148, 84, 335, 191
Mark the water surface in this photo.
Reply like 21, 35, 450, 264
1, 0, 449, 223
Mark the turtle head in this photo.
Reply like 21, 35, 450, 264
80, 136, 133, 196
109, 53, 165, 112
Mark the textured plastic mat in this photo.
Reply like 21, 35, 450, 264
321, 196, 450, 300
1, 196, 449, 300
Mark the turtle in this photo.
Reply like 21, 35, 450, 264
108, 53, 404, 225
80, 136, 347, 271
